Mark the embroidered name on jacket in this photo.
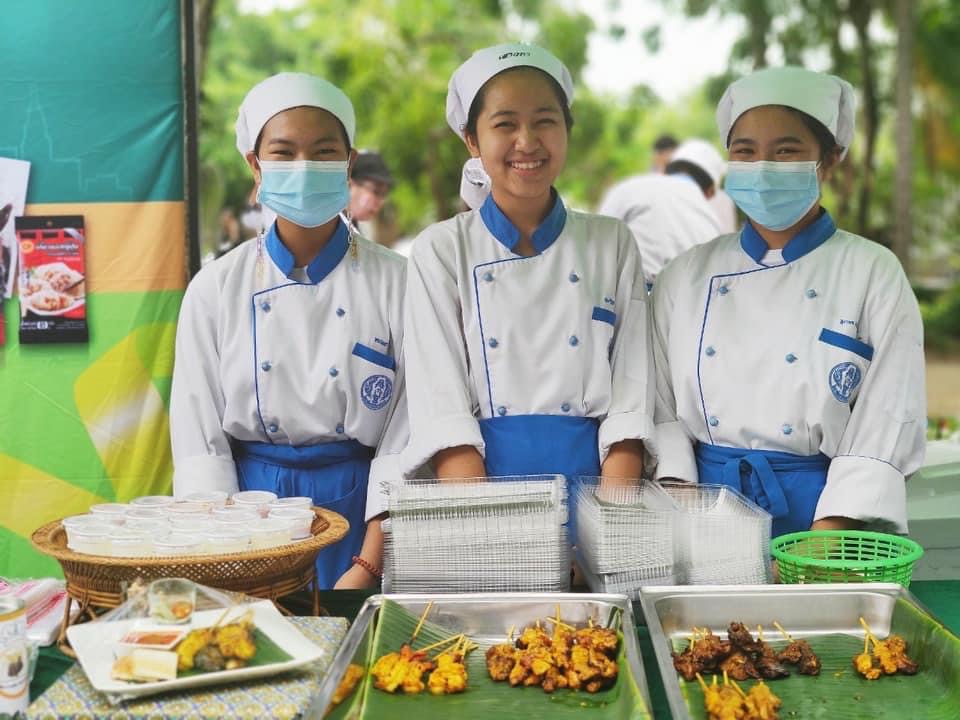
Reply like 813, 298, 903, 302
829, 362, 861, 403
361, 374, 393, 410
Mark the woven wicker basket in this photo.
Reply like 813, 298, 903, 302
31, 507, 348, 651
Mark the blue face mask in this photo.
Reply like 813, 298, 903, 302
724, 160, 821, 231
257, 159, 350, 228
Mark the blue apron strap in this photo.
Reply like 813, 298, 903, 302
478, 414, 601, 480
695, 442, 830, 536
234, 439, 375, 589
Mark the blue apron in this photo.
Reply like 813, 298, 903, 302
234, 439, 375, 589
694, 442, 830, 537
479, 414, 601, 479
480, 414, 600, 547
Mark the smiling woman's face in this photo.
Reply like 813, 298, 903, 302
727, 105, 823, 164
464, 68, 568, 210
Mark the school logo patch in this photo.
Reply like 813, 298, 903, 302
361, 374, 393, 410
829, 362, 861, 403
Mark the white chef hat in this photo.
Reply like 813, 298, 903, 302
445, 42, 574, 140
235, 72, 356, 157
669, 139, 726, 186
716, 66, 856, 160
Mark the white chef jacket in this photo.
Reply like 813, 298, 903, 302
652, 211, 926, 532
597, 173, 722, 285
170, 219, 408, 519
400, 192, 657, 477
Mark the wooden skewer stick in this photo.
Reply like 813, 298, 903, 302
544, 616, 575, 630
757, 624, 765, 642
730, 679, 748, 699
409, 601, 434, 644
859, 617, 878, 649
420, 633, 463, 653
772, 620, 794, 643
696, 673, 710, 693
506, 624, 515, 642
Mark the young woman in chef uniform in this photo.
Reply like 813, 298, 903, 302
652, 67, 925, 536
170, 73, 408, 588
400, 43, 656, 483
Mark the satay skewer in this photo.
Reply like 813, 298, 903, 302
408, 601, 434, 644
772, 620, 794, 643
419, 633, 464, 654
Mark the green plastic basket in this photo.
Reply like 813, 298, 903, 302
771, 530, 924, 587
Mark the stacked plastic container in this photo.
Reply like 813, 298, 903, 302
382, 475, 570, 593
573, 478, 771, 598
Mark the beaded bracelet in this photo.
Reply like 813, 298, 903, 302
352, 555, 383, 579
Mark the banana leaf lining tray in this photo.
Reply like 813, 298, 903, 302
639, 582, 960, 719
317, 592, 652, 719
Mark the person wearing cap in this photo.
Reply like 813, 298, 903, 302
400, 43, 656, 485
598, 138, 725, 288
652, 66, 925, 537
348, 151, 394, 224
651, 134, 678, 174
170, 72, 408, 588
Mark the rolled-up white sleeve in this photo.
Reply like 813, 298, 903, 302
599, 222, 658, 466
366, 263, 409, 519
650, 258, 697, 482
170, 269, 239, 497
815, 256, 926, 533
399, 230, 484, 477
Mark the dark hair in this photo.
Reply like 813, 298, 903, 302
664, 160, 714, 194
464, 66, 574, 139
787, 108, 841, 160
653, 134, 678, 152
253, 112, 351, 157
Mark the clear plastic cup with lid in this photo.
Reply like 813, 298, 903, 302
109, 530, 153, 557
124, 516, 170, 534
61, 514, 101, 532
249, 518, 293, 549
125, 507, 166, 521
181, 490, 228, 509
168, 514, 209, 532
211, 506, 259, 523
130, 495, 175, 509
231, 490, 278, 517
165, 502, 210, 517
90, 503, 129, 526
205, 528, 251, 554
148, 578, 196, 623
154, 534, 203, 556
269, 496, 312, 512
268, 507, 314, 539
69, 525, 113, 555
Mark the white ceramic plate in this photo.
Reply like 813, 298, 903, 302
67, 600, 325, 700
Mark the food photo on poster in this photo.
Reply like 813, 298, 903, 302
15, 215, 88, 344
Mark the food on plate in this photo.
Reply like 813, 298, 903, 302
111, 648, 178, 682
38, 262, 83, 292
485, 611, 620, 694
118, 628, 187, 650
175, 611, 257, 673
672, 622, 819, 682
27, 288, 73, 312
853, 617, 918, 680
330, 663, 365, 705
427, 636, 474, 695
371, 643, 435, 694
698, 672, 782, 720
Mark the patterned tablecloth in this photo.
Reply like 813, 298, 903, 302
26, 616, 349, 720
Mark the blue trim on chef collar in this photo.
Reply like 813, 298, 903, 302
740, 209, 836, 264
479, 190, 567, 254
265, 218, 349, 284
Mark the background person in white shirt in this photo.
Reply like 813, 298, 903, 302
400, 43, 657, 485
652, 66, 925, 537
598, 138, 725, 288
170, 73, 408, 588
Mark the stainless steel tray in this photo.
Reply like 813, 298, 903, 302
317, 592, 651, 718
640, 583, 960, 720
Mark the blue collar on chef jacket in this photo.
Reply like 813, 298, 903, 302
740, 209, 836, 264
479, 190, 567, 254
265, 217, 349, 284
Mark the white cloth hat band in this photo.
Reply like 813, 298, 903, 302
445, 42, 574, 140
716, 66, 856, 160
236, 72, 356, 157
